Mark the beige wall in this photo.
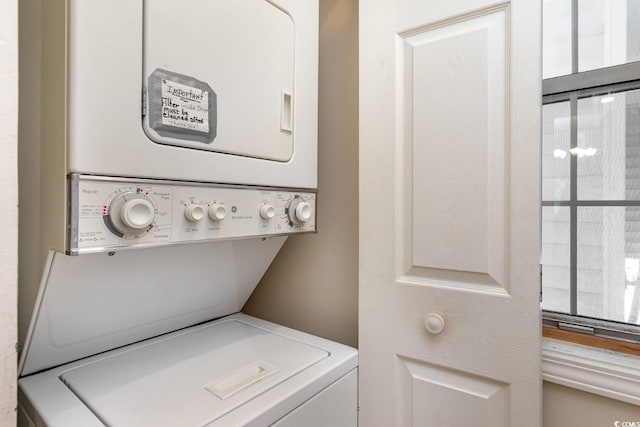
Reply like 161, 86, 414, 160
17, 0, 42, 352
244, 0, 359, 348
543, 382, 640, 427
0, 0, 19, 424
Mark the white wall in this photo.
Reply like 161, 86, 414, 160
0, 0, 19, 424
544, 382, 640, 426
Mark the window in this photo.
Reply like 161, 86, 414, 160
541, 0, 640, 347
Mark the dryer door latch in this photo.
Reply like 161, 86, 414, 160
142, 87, 147, 117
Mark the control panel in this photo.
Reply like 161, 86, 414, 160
69, 175, 316, 255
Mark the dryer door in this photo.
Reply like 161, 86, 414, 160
142, 0, 295, 162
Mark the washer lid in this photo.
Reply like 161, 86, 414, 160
59, 319, 328, 427
19, 238, 287, 377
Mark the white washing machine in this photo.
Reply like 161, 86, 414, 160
18, 242, 357, 427
18, 1, 358, 426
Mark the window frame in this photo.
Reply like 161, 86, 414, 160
542, 0, 640, 348
541, 0, 640, 402
542, 66, 640, 348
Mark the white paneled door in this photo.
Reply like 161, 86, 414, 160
359, 0, 541, 425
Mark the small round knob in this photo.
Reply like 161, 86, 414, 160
208, 204, 226, 221
120, 199, 155, 230
424, 313, 445, 334
260, 204, 275, 219
185, 204, 206, 222
294, 202, 312, 223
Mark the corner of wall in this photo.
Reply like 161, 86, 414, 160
244, 0, 359, 348
1, 0, 20, 424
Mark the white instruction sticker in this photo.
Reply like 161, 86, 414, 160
161, 79, 209, 133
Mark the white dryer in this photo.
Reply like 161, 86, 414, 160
18, 1, 358, 426
66, 0, 318, 188
29, 0, 320, 258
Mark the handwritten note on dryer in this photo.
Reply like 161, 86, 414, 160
161, 79, 209, 133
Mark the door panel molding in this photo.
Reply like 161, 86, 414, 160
397, 7, 511, 293
397, 355, 510, 427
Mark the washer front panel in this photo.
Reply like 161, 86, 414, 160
70, 174, 316, 254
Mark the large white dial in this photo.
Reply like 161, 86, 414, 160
121, 199, 155, 229
294, 202, 312, 223
288, 197, 313, 224
103, 190, 157, 238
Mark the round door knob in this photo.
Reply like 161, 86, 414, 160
120, 199, 155, 230
294, 202, 312, 223
184, 204, 206, 222
260, 204, 275, 219
424, 313, 445, 334
208, 204, 226, 221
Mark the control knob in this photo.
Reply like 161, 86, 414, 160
288, 198, 313, 224
184, 204, 206, 222
103, 190, 157, 238
260, 204, 276, 220
209, 204, 227, 221
121, 199, 155, 230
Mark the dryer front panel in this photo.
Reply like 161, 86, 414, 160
69, 174, 316, 255
66, 0, 317, 188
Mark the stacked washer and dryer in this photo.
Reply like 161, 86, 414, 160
17, 1, 358, 426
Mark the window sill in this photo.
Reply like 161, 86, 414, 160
542, 337, 640, 405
